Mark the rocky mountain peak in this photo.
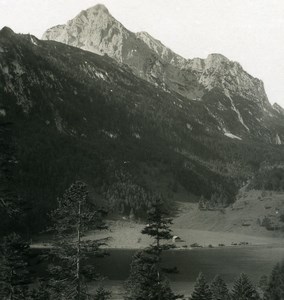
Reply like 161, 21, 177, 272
42, 3, 128, 58
0, 26, 15, 37
70, 3, 111, 25
42, 5, 272, 110
88, 3, 109, 14
205, 53, 229, 64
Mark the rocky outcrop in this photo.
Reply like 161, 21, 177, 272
273, 103, 284, 116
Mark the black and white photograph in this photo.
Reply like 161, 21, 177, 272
0, 0, 284, 299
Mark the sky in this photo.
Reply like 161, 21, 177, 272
1, 0, 284, 107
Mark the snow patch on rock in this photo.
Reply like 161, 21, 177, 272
225, 90, 250, 132
186, 123, 192, 130
276, 134, 282, 145
224, 132, 242, 140
30, 36, 38, 46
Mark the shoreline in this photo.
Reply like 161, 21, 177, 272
31, 224, 284, 250
31, 194, 284, 250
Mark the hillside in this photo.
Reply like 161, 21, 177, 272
174, 190, 284, 238
69, 189, 283, 250
0, 25, 284, 234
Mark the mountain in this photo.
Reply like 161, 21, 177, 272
42, 4, 284, 144
1, 10, 284, 233
0, 27, 239, 232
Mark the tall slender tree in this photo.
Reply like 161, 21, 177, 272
125, 196, 182, 300
47, 181, 109, 299
143, 198, 173, 252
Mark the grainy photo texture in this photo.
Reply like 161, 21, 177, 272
0, 1, 284, 299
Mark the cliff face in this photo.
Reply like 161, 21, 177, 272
43, 5, 284, 144
41, 4, 284, 144
42, 5, 269, 106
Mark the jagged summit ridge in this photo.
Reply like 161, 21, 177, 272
42, 5, 270, 106
135, 31, 187, 66
1, 26, 284, 148
41, 4, 284, 144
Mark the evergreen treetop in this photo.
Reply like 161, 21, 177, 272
210, 275, 230, 300
191, 272, 212, 300
231, 273, 260, 300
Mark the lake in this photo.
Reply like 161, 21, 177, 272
90, 246, 284, 298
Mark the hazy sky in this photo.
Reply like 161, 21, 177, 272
1, 0, 284, 107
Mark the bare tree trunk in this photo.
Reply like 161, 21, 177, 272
77, 200, 81, 300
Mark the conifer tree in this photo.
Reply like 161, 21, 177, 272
264, 263, 284, 300
47, 181, 109, 300
0, 233, 31, 299
141, 196, 174, 297
125, 196, 182, 300
191, 272, 212, 300
231, 273, 260, 300
125, 250, 179, 300
210, 275, 230, 300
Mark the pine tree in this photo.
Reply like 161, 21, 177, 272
46, 181, 109, 299
125, 196, 182, 300
141, 196, 174, 298
191, 272, 212, 300
0, 233, 31, 299
264, 263, 284, 300
125, 250, 179, 300
141, 196, 174, 253
210, 275, 230, 300
231, 273, 260, 300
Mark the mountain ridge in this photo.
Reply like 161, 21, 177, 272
42, 4, 268, 106
1, 26, 284, 233
42, 4, 283, 144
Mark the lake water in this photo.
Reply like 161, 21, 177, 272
90, 246, 284, 299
